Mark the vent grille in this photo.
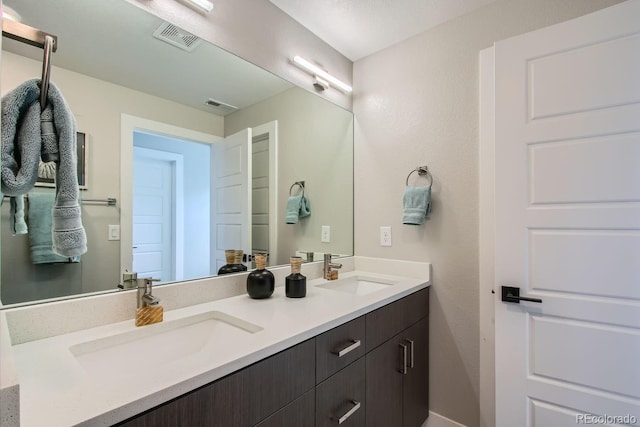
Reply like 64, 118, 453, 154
205, 98, 238, 114
153, 22, 203, 52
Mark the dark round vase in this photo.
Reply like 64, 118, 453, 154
247, 269, 274, 299
217, 263, 244, 275
247, 254, 274, 299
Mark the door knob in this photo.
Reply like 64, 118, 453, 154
501, 286, 542, 304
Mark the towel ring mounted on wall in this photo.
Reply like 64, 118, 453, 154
406, 166, 433, 187
289, 181, 305, 196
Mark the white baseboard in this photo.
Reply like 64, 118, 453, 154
422, 411, 468, 427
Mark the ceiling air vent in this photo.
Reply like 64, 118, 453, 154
205, 98, 238, 114
153, 22, 203, 52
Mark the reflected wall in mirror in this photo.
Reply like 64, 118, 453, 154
0, 0, 353, 307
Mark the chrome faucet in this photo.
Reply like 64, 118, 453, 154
137, 278, 160, 308
323, 253, 342, 280
117, 270, 138, 290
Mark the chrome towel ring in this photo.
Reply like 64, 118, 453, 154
406, 166, 433, 187
289, 181, 305, 196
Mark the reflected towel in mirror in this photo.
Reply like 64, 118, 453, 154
28, 190, 80, 264
285, 195, 311, 224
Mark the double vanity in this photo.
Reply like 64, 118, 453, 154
0, 257, 431, 426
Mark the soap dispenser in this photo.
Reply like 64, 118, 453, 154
135, 278, 163, 327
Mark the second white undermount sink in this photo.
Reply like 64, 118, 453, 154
69, 311, 263, 379
316, 275, 397, 296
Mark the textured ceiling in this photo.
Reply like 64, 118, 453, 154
269, 0, 498, 61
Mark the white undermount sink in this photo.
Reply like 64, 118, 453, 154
316, 275, 397, 296
69, 311, 263, 379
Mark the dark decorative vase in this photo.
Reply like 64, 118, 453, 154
235, 250, 248, 271
285, 256, 306, 298
218, 250, 244, 276
247, 254, 274, 299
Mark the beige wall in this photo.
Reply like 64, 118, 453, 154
352, 0, 622, 426
225, 87, 354, 264
1, 52, 223, 302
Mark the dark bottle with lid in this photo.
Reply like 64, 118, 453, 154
285, 256, 306, 298
246, 254, 274, 299
218, 250, 244, 275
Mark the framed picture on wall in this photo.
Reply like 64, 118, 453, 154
35, 131, 88, 190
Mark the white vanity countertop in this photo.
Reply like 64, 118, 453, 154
11, 267, 430, 426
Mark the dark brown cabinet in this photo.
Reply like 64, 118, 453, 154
365, 290, 429, 427
115, 288, 429, 427
116, 339, 315, 427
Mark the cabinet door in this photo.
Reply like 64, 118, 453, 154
402, 317, 429, 427
116, 339, 315, 427
255, 389, 315, 427
366, 288, 429, 351
316, 357, 366, 427
365, 336, 404, 427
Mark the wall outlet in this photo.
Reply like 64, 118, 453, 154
321, 225, 331, 243
108, 224, 121, 241
380, 226, 392, 246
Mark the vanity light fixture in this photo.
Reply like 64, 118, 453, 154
293, 56, 352, 93
182, 0, 214, 13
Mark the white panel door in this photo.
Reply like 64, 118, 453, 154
211, 128, 252, 273
132, 150, 174, 282
495, 2, 640, 426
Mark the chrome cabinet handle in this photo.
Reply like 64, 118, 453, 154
399, 343, 408, 375
333, 339, 361, 358
337, 400, 361, 424
404, 339, 415, 368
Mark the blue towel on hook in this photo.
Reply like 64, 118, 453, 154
402, 186, 432, 225
285, 195, 311, 224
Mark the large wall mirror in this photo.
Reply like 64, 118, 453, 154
0, 0, 353, 307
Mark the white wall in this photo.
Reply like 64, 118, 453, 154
1, 51, 223, 301
353, 0, 622, 426
225, 87, 354, 265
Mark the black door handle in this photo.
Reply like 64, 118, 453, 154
501, 286, 542, 304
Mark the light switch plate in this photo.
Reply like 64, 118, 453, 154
108, 224, 120, 241
380, 226, 392, 246
321, 225, 331, 243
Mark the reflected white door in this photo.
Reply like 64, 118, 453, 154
133, 148, 176, 282
252, 133, 270, 264
495, 2, 640, 426
211, 128, 252, 273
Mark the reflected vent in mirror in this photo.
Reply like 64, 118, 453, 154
205, 98, 238, 114
153, 22, 203, 52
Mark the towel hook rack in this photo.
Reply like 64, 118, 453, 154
406, 166, 433, 187
289, 181, 305, 196
2, 19, 58, 112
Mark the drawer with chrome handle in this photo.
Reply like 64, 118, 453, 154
316, 317, 366, 384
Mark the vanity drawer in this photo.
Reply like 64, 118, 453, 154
316, 357, 366, 427
316, 316, 366, 383
366, 287, 429, 351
